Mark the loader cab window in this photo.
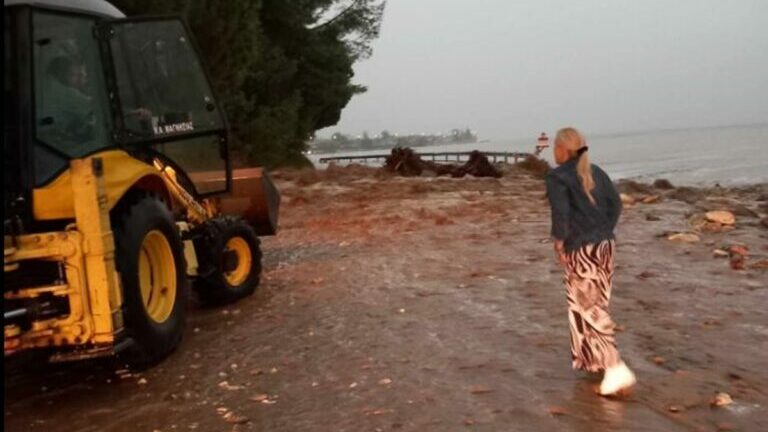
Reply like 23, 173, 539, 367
32, 11, 112, 183
109, 20, 224, 139
108, 18, 228, 195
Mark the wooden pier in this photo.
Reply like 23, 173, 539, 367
318, 151, 530, 165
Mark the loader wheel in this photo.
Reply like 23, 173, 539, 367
194, 217, 262, 306
113, 194, 187, 368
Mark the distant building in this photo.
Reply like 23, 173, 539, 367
535, 132, 549, 156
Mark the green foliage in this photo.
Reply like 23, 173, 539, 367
110, 0, 384, 168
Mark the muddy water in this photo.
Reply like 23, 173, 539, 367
5, 167, 768, 431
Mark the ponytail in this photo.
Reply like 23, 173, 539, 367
556, 127, 595, 205
577, 151, 596, 204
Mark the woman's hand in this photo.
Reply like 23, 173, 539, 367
554, 240, 567, 266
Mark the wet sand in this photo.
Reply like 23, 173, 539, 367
5, 165, 768, 432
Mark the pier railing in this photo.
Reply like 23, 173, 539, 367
318, 151, 530, 165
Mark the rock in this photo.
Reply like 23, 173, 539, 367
688, 214, 708, 231
617, 179, 655, 195
645, 213, 661, 221
250, 394, 276, 404
705, 211, 735, 226
712, 249, 729, 258
761, 217, 768, 230
730, 254, 746, 270
653, 179, 675, 190
711, 392, 733, 407
697, 197, 759, 218
668, 187, 706, 205
620, 193, 636, 205
728, 245, 749, 256
547, 406, 568, 416
749, 259, 768, 270
469, 385, 493, 394
701, 222, 724, 233
667, 233, 701, 243
668, 405, 684, 413
222, 411, 249, 424
378, 378, 393, 385
642, 195, 661, 204
730, 204, 760, 218
217, 381, 243, 391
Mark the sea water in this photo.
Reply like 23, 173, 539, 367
310, 124, 768, 186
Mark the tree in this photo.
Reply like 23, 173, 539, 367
110, 0, 385, 168
361, 131, 373, 148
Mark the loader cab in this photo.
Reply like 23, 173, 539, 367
4, 0, 230, 228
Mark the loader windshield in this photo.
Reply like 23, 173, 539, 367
108, 19, 224, 139
107, 18, 228, 196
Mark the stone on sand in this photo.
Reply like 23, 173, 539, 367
667, 233, 701, 243
705, 211, 735, 226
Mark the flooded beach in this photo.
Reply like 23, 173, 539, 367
5, 164, 767, 432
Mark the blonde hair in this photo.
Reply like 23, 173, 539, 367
555, 127, 595, 204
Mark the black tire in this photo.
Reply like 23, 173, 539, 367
112, 193, 188, 368
194, 217, 262, 306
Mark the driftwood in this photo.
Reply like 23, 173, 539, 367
383, 147, 501, 178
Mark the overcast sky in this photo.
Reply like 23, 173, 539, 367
322, 0, 768, 140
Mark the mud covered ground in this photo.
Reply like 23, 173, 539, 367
5, 165, 768, 432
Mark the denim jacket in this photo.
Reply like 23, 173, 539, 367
545, 158, 622, 252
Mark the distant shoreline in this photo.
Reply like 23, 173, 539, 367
310, 140, 480, 155
309, 124, 768, 187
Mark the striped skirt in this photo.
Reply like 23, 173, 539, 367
564, 239, 621, 372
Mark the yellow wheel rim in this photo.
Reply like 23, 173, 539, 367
224, 237, 252, 286
138, 230, 177, 323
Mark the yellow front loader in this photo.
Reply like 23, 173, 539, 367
4, 0, 280, 367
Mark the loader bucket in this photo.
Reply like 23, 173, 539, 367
190, 168, 280, 235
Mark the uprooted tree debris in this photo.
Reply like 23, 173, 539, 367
383, 147, 502, 178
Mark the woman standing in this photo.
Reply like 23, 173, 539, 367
545, 127, 636, 396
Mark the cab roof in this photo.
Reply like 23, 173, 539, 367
4, 0, 125, 18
